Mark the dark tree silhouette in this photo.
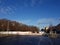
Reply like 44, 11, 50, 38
46, 23, 60, 33
0, 19, 39, 33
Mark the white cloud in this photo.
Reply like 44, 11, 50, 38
23, 0, 43, 7
0, 0, 1, 4
36, 18, 60, 29
38, 18, 53, 24
0, 6, 17, 15
31, 0, 41, 7
0, 0, 16, 15
15, 19, 32, 25
37, 18, 60, 26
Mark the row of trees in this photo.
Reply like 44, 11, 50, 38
0, 19, 39, 33
41, 24, 60, 33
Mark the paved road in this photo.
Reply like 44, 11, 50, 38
0, 35, 60, 45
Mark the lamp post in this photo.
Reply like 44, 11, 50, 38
1, 24, 4, 31
7, 21, 9, 35
38, 23, 40, 31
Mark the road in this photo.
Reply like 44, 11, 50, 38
0, 35, 60, 45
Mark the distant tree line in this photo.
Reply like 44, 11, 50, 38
0, 19, 39, 33
41, 24, 60, 34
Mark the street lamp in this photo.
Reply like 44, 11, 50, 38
7, 21, 9, 31
7, 21, 9, 35
1, 24, 4, 31
37, 23, 41, 31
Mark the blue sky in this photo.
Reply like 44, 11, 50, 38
0, 0, 60, 29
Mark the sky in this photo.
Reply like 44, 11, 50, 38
0, 0, 60, 29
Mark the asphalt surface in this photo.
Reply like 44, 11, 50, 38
0, 35, 60, 45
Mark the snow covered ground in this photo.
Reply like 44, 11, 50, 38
0, 31, 45, 35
